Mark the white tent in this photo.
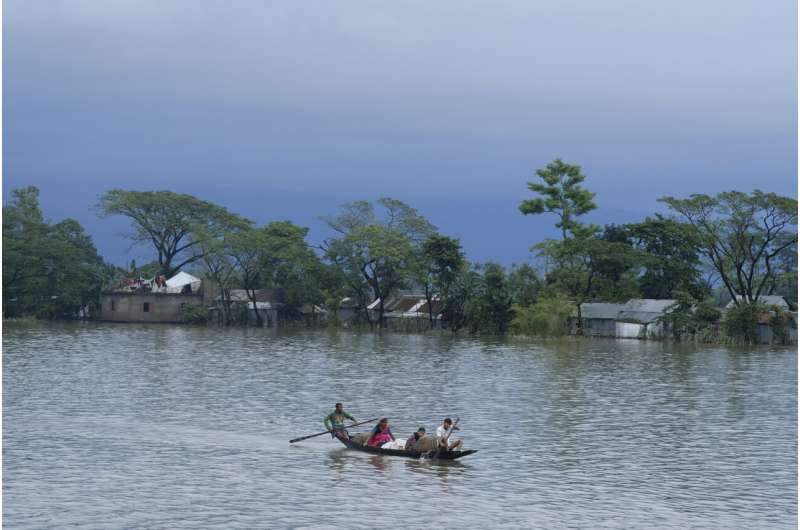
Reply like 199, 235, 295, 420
165, 271, 202, 293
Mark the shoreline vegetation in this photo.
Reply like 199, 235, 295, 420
4, 159, 797, 345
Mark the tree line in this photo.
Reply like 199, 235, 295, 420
4, 159, 797, 342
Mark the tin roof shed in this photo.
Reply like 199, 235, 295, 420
575, 303, 626, 320
617, 299, 677, 323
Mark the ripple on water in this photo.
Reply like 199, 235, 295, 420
3, 322, 797, 529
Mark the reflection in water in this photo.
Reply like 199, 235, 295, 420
405, 458, 467, 484
3, 322, 797, 530
326, 448, 349, 474
368, 455, 392, 472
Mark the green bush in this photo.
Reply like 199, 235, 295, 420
180, 303, 209, 325
768, 306, 796, 345
657, 294, 721, 342
723, 302, 764, 344
695, 301, 721, 324
510, 295, 573, 337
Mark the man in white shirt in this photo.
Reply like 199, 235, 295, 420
435, 417, 463, 450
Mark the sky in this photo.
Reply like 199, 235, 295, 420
4, 0, 797, 266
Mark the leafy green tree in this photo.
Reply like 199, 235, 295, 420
537, 237, 638, 333
323, 199, 435, 328
440, 265, 479, 332
723, 302, 766, 344
660, 191, 797, 305
507, 264, 543, 307
657, 293, 721, 342
4, 186, 105, 318
226, 221, 321, 326
519, 158, 598, 240
592, 225, 641, 301
259, 221, 324, 318
519, 159, 628, 334
97, 189, 249, 277
626, 216, 707, 299
465, 263, 514, 334
195, 235, 239, 325
419, 234, 465, 325
510, 294, 573, 337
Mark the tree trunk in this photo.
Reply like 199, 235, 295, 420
362, 304, 374, 329
575, 303, 584, 336
222, 288, 232, 326
248, 289, 263, 326
425, 284, 434, 327
378, 297, 386, 330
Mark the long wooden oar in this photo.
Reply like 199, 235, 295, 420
289, 417, 379, 444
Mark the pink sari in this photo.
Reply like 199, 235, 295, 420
367, 428, 393, 447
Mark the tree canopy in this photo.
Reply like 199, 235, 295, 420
660, 191, 797, 305
97, 189, 249, 277
519, 158, 598, 240
4, 186, 105, 318
323, 198, 435, 327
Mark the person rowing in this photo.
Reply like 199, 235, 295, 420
367, 418, 395, 447
323, 402, 356, 440
436, 417, 463, 450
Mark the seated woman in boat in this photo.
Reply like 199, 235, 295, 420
366, 418, 395, 447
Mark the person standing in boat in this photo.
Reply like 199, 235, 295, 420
436, 418, 463, 450
367, 418, 395, 447
324, 403, 356, 439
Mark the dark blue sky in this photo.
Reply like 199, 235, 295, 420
4, 1, 797, 266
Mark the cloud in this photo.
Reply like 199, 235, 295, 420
3, 0, 796, 264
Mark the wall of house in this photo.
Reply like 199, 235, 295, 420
568, 318, 617, 336
586, 319, 617, 337
99, 292, 203, 323
616, 322, 644, 339
645, 322, 667, 339
383, 315, 442, 331
755, 323, 798, 345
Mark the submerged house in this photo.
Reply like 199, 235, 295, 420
223, 289, 281, 327
722, 295, 797, 344
568, 303, 626, 337
99, 271, 204, 323
567, 299, 677, 339
724, 295, 792, 310
367, 294, 443, 330
615, 299, 677, 339
754, 312, 798, 345
337, 297, 363, 325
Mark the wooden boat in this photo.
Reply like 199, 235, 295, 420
337, 435, 477, 460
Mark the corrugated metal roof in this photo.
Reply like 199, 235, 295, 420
726, 295, 789, 309
577, 303, 626, 320
617, 299, 677, 323
369, 294, 429, 312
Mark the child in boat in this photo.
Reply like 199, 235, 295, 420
367, 418, 395, 447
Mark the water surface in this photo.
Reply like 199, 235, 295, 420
3, 322, 797, 529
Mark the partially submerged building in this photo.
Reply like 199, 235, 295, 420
568, 303, 626, 337
223, 289, 281, 327
724, 295, 792, 310
337, 297, 363, 325
367, 294, 443, 330
568, 299, 677, 339
99, 271, 204, 323
615, 299, 677, 339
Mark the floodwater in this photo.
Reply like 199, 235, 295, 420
3, 322, 797, 529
